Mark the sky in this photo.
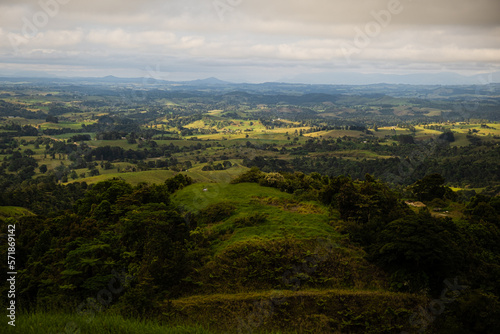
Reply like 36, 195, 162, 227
0, 0, 499, 83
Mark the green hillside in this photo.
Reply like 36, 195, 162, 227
71, 163, 249, 186
165, 289, 425, 333
164, 182, 425, 333
0, 206, 34, 218
172, 182, 337, 252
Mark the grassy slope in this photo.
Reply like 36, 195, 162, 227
172, 182, 337, 252
13, 313, 214, 334
166, 289, 426, 334
0, 206, 34, 218
168, 183, 424, 333
71, 164, 249, 186
71, 170, 178, 186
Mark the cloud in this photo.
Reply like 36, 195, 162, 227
0, 0, 498, 81
242, 0, 500, 26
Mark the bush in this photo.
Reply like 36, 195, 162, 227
195, 201, 237, 225
165, 174, 193, 193
259, 172, 285, 188
231, 167, 264, 184
233, 213, 268, 227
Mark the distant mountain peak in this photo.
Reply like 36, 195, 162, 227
187, 77, 229, 85
99, 75, 125, 82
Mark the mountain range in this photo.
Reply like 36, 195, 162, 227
1, 71, 500, 86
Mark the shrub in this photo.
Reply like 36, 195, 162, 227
233, 213, 268, 227
195, 201, 237, 225
231, 167, 264, 184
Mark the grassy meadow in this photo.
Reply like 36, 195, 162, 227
11, 313, 215, 334
172, 182, 338, 253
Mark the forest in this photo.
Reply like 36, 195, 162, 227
0, 78, 499, 333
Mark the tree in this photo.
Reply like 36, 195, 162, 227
104, 161, 113, 170
165, 174, 193, 193
89, 168, 100, 177
372, 211, 463, 292
439, 131, 455, 142
120, 203, 190, 295
39, 164, 48, 174
24, 149, 35, 156
46, 115, 59, 123
465, 195, 500, 226
397, 134, 415, 145
231, 167, 264, 184
183, 160, 193, 169
409, 173, 452, 202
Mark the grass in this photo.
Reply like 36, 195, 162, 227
88, 140, 138, 149
450, 133, 471, 147
50, 132, 94, 140
423, 109, 442, 117
170, 288, 419, 308
304, 129, 365, 138
308, 149, 393, 159
180, 163, 249, 183
172, 182, 339, 253
154, 139, 209, 147
452, 123, 500, 136
209, 135, 292, 145
12, 313, 215, 334
173, 182, 292, 212
0, 206, 34, 218
70, 164, 249, 186
71, 170, 177, 186
164, 288, 425, 334
183, 119, 269, 135
38, 121, 93, 130
450, 186, 485, 193
413, 126, 444, 139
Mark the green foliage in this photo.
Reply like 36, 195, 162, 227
231, 166, 264, 184
172, 182, 337, 254
371, 211, 464, 293
0, 175, 200, 317
165, 174, 193, 193
1, 161, 499, 333
233, 212, 268, 227
31, 229, 52, 259
193, 201, 237, 225
465, 194, 500, 226
434, 289, 500, 333
0, 206, 34, 218
16, 312, 215, 334
74, 178, 133, 215
409, 173, 455, 202
439, 131, 455, 142
334, 175, 411, 245
184, 238, 386, 295
397, 134, 415, 145
119, 202, 189, 299
165, 289, 424, 334
91, 200, 112, 219
232, 167, 327, 201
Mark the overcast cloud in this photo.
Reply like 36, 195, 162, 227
0, 0, 499, 83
